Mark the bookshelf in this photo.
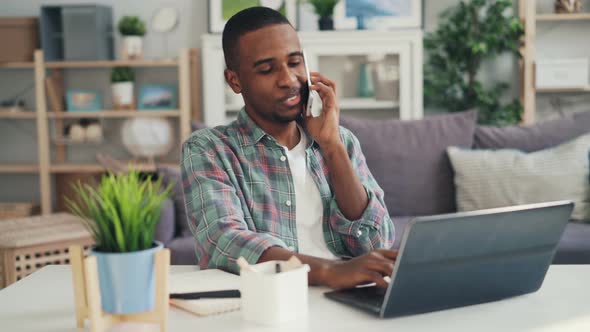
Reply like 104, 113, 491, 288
0, 49, 199, 214
46, 110, 182, 118
519, 0, 590, 123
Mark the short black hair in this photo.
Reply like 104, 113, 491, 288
222, 6, 292, 71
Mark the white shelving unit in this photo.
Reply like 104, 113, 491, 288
201, 30, 423, 127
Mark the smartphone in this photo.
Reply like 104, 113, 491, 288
302, 51, 322, 117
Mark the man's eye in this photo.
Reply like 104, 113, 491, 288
289, 62, 301, 67
259, 68, 272, 74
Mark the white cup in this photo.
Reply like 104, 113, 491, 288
240, 260, 310, 325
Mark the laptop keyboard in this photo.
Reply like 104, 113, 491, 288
326, 286, 387, 313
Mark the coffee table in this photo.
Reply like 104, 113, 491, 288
0, 265, 588, 331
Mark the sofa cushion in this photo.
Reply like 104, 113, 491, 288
192, 120, 207, 132
340, 111, 478, 216
167, 236, 197, 265
157, 165, 192, 237
391, 216, 413, 249
392, 216, 590, 264
154, 198, 175, 245
447, 133, 590, 221
554, 222, 590, 264
474, 110, 590, 152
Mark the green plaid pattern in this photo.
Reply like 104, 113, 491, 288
181, 110, 394, 273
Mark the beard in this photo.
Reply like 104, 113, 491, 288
271, 108, 301, 123
244, 92, 304, 125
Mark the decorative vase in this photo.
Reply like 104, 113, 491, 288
91, 241, 163, 314
122, 36, 143, 60
357, 62, 375, 98
111, 81, 135, 109
318, 17, 334, 30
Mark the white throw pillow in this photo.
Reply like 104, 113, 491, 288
447, 133, 590, 221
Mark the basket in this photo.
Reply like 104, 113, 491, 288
0, 203, 35, 220
0, 213, 93, 288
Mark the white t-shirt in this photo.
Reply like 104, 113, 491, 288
282, 127, 338, 260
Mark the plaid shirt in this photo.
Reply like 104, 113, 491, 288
181, 110, 394, 273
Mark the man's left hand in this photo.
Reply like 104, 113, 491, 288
302, 72, 342, 151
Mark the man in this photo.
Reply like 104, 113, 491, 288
181, 7, 396, 290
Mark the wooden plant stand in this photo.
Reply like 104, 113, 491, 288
69, 245, 170, 332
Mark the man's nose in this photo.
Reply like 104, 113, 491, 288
276, 64, 299, 88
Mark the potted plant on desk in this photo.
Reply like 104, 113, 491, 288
118, 16, 146, 60
111, 66, 135, 110
66, 170, 172, 314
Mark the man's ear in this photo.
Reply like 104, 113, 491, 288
224, 69, 242, 94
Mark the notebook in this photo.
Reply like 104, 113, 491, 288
169, 269, 241, 316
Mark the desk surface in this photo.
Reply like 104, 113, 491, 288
0, 265, 588, 332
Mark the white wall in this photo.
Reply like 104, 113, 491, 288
1, 0, 589, 204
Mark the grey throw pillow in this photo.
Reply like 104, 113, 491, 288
474, 111, 590, 152
340, 111, 478, 216
448, 133, 590, 222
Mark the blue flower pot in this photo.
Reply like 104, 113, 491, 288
91, 241, 163, 314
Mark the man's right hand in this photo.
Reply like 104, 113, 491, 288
258, 247, 398, 290
320, 249, 398, 290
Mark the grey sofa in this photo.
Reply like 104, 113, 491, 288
156, 110, 590, 265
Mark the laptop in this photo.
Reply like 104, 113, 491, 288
324, 200, 574, 318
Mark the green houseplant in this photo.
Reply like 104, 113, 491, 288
111, 66, 135, 83
111, 67, 135, 109
306, 0, 340, 30
66, 170, 172, 313
118, 16, 146, 60
424, 0, 525, 126
118, 16, 146, 36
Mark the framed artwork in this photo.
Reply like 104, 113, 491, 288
66, 90, 101, 112
208, 0, 298, 33
334, 0, 422, 30
138, 85, 177, 110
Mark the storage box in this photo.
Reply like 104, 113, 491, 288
0, 17, 39, 62
41, 5, 114, 61
536, 58, 589, 89
240, 260, 310, 325
0, 213, 93, 288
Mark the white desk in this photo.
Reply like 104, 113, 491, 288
0, 265, 589, 332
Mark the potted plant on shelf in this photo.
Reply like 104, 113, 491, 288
111, 66, 135, 110
306, 0, 340, 30
118, 16, 146, 60
66, 170, 172, 314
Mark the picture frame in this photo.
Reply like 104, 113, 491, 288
208, 0, 298, 33
138, 85, 177, 110
334, 0, 422, 30
66, 90, 101, 112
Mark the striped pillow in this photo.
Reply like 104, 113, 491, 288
447, 133, 590, 222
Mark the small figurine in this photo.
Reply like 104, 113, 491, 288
555, 0, 582, 13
